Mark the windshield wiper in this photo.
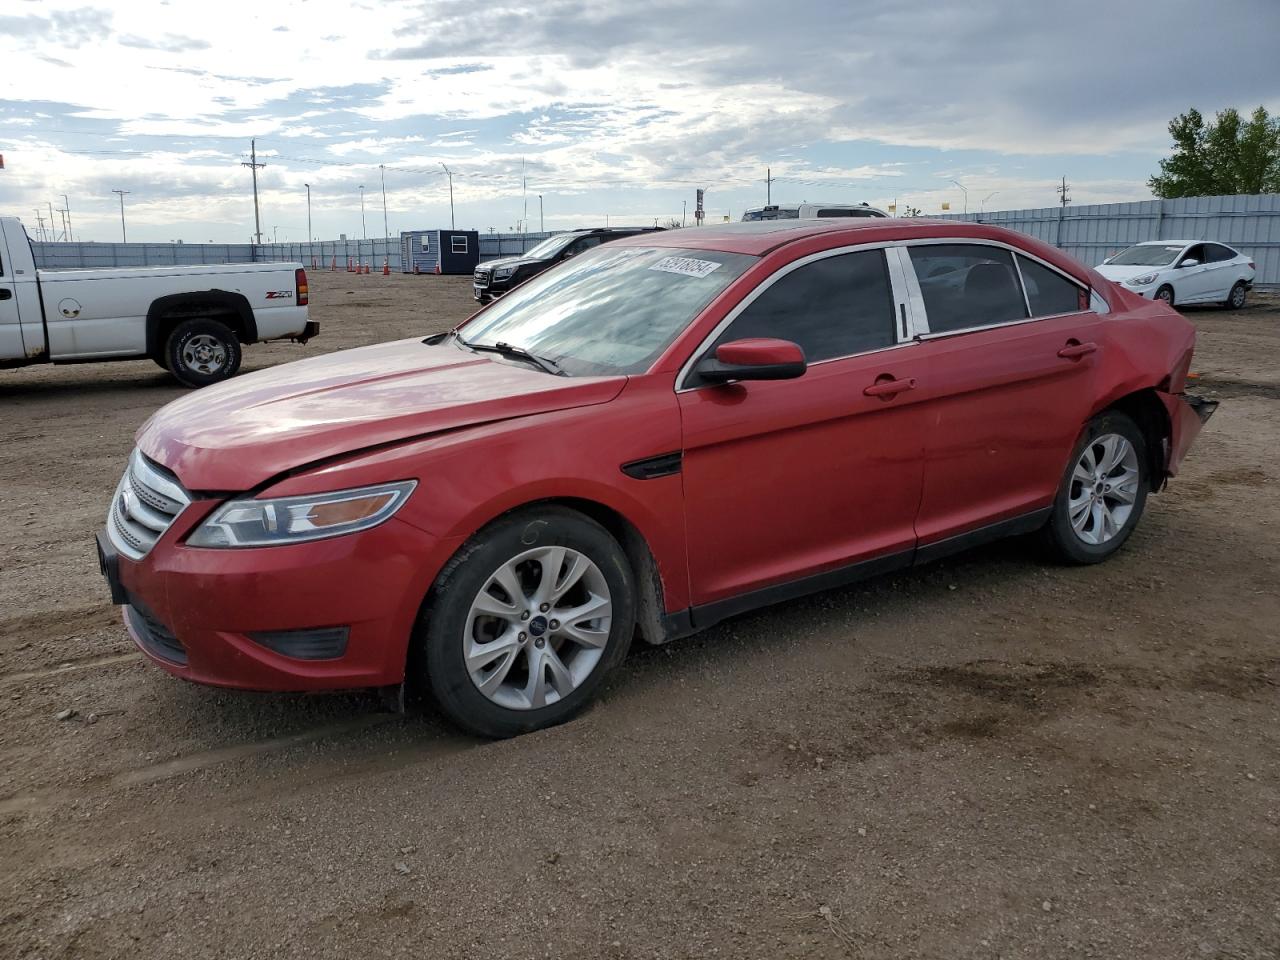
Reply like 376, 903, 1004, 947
456, 336, 564, 376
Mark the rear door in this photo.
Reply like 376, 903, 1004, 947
902, 242, 1101, 547
0, 220, 38, 360
678, 245, 930, 608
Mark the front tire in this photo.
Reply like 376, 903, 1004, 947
418, 506, 636, 738
165, 318, 242, 388
1042, 412, 1150, 565
1154, 285, 1175, 307
1225, 281, 1247, 310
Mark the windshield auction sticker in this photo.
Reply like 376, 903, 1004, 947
648, 256, 723, 279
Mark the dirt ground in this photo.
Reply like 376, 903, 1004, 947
1, 271, 1277, 960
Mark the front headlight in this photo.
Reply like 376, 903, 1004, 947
1126, 272, 1159, 286
493, 265, 518, 280
187, 481, 417, 548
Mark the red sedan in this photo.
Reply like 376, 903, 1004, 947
98, 219, 1215, 737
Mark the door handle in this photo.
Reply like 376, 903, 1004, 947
864, 376, 917, 398
0, 289, 12, 301
1057, 341, 1097, 360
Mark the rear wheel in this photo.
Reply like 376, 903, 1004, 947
1155, 285, 1175, 307
1042, 412, 1149, 564
1225, 281, 1247, 310
164, 318, 242, 388
418, 506, 635, 738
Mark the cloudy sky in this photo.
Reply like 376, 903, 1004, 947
2, 0, 1278, 244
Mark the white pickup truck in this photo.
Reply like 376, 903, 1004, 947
0, 216, 318, 387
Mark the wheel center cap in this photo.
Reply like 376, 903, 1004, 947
528, 615, 548, 637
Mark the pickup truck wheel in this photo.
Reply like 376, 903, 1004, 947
416, 506, 636, 739
165, 319, 242, 388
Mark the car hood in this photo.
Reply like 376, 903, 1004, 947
477, 256, 542, 271
137, 338, 626, 491
1095, 264, 1169, 282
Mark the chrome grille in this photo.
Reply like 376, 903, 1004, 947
106, 450, 191, 561
473, 269, 489, 287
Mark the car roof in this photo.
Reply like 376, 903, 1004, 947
1131, 239, 1229, 247
607, 218, 1018, 256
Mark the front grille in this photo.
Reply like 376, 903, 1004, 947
106, 450, 191, 561
126, 602, 187, 664
473, 270, 489, 287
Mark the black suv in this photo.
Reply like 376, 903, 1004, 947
472, 227, 664, 302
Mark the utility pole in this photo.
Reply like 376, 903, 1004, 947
439, 163, 455, 230
242, 138, 265, 244
359, 185, 366, 240
62, 194, 73, 242
522, 157, 527, 236
1057, 176, 1071, 208
33, 209, 46, 242
766, 167, 774, 205
950, 179, 968, 215
538, 194, 543, 233
112, 189, 130, 242
1056, 176, 1071, 247
273, 225, 279, 243
47, 202, 58, 241
379, 165, 389, 242
304, 183, 312, 241
682, 200, 686, 226
59, 207, 70, 242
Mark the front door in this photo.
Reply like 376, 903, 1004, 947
902, 242, 1102, 544
678, 246, 928, 609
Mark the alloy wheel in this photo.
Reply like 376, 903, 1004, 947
181, 333, 228, 375
1067, 433, 1141, 545
463, 546, 612, 710
1230, 284, 1246, 308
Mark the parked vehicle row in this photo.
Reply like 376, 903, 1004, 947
98, 217, 1214, 739
1097, 240, 1255, 309
0, 217, 318, 387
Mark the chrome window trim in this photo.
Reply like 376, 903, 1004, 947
675, 241, 915, 393
896, 237, 1093, 336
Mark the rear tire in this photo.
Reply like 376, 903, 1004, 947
417, 506, 636, 739
1224, 281, 1247, 310
1154, 285, 1175, 307
164, 318, 242, 388
1042, 411, 1150, 565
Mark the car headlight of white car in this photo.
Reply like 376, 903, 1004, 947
1125, 272, 1160, 286
187, 481, 417, 547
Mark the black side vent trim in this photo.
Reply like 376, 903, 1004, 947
621, 451, 683, 480
248, 627, 350, 661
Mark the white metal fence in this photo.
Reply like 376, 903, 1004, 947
30, 231, 569, 272
938, 193, 1280, 287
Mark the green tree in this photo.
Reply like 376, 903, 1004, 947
1150, 106, 1280, 198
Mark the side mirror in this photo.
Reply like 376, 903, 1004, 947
1101, 256, 1113, 265
695, 338, 807, 383
1179, 258, 1200, 268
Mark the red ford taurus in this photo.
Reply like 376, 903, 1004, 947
98, 219, 1215, 737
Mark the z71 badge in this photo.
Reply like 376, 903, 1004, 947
265, 290, 294, 300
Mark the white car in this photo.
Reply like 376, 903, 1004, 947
1096, 240, 1255, 309
742, 203, 888, 221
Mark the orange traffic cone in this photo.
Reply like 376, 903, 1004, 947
413, 262, 420, 275
434, 260, 441, 275
382, 259, 390, 276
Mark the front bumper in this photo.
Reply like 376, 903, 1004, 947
100, 512, 462, 691
473, 274, 515, 301
1159, 391, 1218, 479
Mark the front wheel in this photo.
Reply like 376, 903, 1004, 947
1225, 281, 1247, 310
165, 318, 242, 388
1154, 285, 1175, 307
1042, 412, 1150, 565
418, 507, 636, 738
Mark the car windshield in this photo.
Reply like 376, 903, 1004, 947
1108, 244, 1185, 266
742, 208, 800, 221
520, 234, 580, 260
459, 246, 756, 376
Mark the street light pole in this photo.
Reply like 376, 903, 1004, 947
380, 164, 389, 241
111, 189, 130, 242
980, 191, 998, 215
538, 194, 543, 233
304, 183, 312, 241
439, 163, 455, 230
682, 200, 686, 227
359, 185, 367, 240
950, 179, 968, 215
